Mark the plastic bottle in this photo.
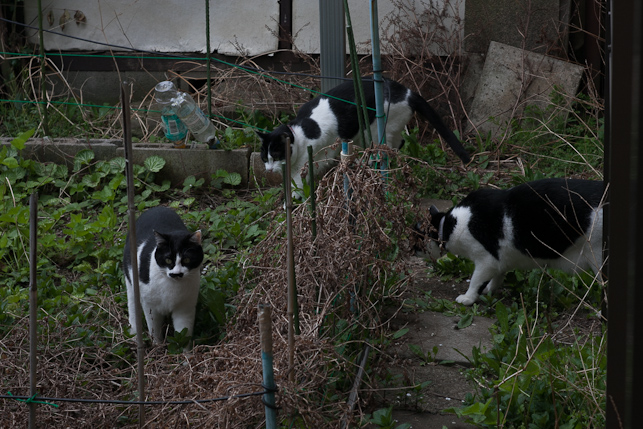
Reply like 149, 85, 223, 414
154, 81, 188, 147
171, 92, 218, 145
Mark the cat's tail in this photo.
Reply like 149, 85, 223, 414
409, 92, 471, 164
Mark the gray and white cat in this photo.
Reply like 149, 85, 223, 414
123, 206, 204, 343
257, 77, 470, 194
429, 178, 605, 306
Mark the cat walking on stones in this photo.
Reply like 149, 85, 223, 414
257, 77, 471, 195
123, 206, 204, 344
429, 178, 605, 306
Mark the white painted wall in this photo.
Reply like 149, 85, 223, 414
24, 0, 280, 55
23, 0, 463, 56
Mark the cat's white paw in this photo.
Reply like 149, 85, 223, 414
456, 294, 477, 306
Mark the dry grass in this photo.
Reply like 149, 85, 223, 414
1, 148, 430, 427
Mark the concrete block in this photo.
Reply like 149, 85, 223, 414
1, 138, 120, 166
114, 144, 251, 188
249, 151, 283, 189
1, 138, 253, 188
467, 41, 584, 138
464, 0, 561, 54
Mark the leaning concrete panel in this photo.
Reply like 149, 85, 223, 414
23, 0, 279, 56
467, 41, 584, 138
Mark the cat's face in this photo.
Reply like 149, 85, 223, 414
153, 230, 203, 279
257, 126, 293, 172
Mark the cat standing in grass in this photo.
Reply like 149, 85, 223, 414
123, 206, 204, 343
257, 77, 470, 195
429, 178, 605, 305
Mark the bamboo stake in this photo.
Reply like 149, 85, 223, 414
121, 80, 146, 427
28, 192, 38, 429
307, 145, 317, 240
341, 343, 371, 429
258, 304, 278, 429
343, 0, 371, 149
282, 137, 299, 383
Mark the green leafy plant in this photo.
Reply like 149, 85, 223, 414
364, 406, 412, 429
0, 141, 280, 353
408, 344, 439, 365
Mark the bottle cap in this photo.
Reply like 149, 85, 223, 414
154, 81, 177, 104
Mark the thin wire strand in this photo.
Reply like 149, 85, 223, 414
0, 389, 266, 406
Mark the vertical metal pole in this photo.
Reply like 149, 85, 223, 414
205, 0, 212, 119
258, 304, 277, 429
319, 0, 346, 93
36, 0, 48, 135
369, 0, 386, 147
606, 1, 643, 427
28, 193, 38, 429
121, 81, 146, 427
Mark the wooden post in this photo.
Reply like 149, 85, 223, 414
121, 80, 146, 427
28, 192, 38, 429
258, 304, 277, 429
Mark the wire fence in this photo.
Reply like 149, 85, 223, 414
0, 15, 358, 141
0, 3, 465, 426
0, 390, 266, 406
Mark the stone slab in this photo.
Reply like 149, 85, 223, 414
467, 41, 585, 138
393, 409, 477, 429
390, 310, 495, 365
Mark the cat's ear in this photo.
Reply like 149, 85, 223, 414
429, 205, 444, 229
256, 132, 269, 144
279, 131, 293, 146
190, 230, 202, 245
153, 230, 168, 246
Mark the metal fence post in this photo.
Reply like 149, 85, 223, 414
258, 304, 278, 429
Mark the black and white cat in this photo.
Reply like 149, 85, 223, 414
123, 206, 204, 343
429, 178, 605, 306
257, 77, 470, 193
